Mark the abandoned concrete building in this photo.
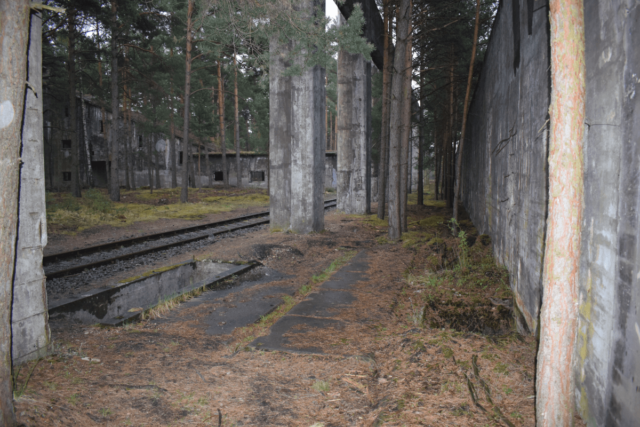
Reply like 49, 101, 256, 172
4, 0, 639, 425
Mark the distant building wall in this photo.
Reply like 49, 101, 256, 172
461, 0, 640, 425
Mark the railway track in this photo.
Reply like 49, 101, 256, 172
44, 199, 337, 280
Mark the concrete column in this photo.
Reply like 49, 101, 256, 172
336, 47, 372, 214
268, 37, 292, 230
269, 0, 326, 233
13, 7, 50, 363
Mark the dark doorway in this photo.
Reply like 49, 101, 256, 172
250, 171, 265, 182
91, 161, 108, 187
214, 171, 224, 181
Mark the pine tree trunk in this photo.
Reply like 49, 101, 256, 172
417, 70, 424, 206
206, 141, 211, 187
109, 0, 120, 201
234, 53, 241, 188
218, 60, 228, 186
169, 87, 177, 188
377, 0, 392, 220
155, 141, 161, 189
387, 0, 410, 240
123, 89, 130, 190
79, 82, 93, 188
400, 4, 412, 232
0, 1, 30, 423
536, 1, 585, 425
453, 0, 481, 228
68, 8, 81, 198
180, 0, 194, 203
147, 133, 153, 193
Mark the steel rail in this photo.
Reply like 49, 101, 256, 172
45, 200, 337, 280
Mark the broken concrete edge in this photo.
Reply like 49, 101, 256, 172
102, 262, 258, 327
47, 260, 259, 323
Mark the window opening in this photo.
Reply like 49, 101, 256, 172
214, 171, 224, 181
62, 140, 71, 149
250, 171, 265, 182
62, 172, 71, 182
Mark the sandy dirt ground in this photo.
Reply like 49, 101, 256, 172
13, 200, 580, 427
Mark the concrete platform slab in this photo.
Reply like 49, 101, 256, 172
249, 251, 369, 355
251, 315, 344, 354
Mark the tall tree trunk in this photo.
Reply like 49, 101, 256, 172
377, 0, 392, 220
109, 0, 120, 201
387, 0, 410, 240
245, 116, 250, 152
169, 85, 177, 188
218, 60, 228, 186
453, 0, 481, 230
417, 71, 424, 206
79, 75, 93, 188
0, 1, 30, 423
233, 52, 241, 188
97, 22, 110, 187
445, 53, 455, 208
128, 94, 136, 189
155, 141, 161, 189
68, 8, 81, 197
180, 0, 194, 203
206, 140, 211, 187
400, 2, 412, 232
122, 83, 130, 190
536, 0, 585, 425
147, 133, 153, 192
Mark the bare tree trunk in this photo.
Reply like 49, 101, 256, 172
218, 60, 228, 186
169, 85, 177, 188
453, 0, 481, 229
0, 1, 30, 423
128, 99, 136, 189
400, 2, 412, 232
96, 23, 110, 187
417, 71, 424, 206
155, 142, 161, 189
123, 85, 130, 190
234, 53, 241, 188
79, 77, 93, 188
68, 8, 81, 198
536, 1, 585, 425
206, 141, 211, 187
377, 0, 392, 220
109, 0, 120, 201
146, 133, 153, 193
180, 0, 194, 203
445, 54, 455, 208
387, 0, 410, 240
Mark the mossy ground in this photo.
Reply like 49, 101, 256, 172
45, 187, 270, 235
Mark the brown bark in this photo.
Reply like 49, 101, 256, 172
387, 0, 410, 240
0, 2, 30, 424
445, 53, 455, 208
109, 0, 120, 201
400, 1, 412, 232
180, 0, 194, 203
147, 133, 153, 192
233, 52, 241, 188
218, 60, 228, 186
377, 0, 392, 220
536, 0, 585, 424
452, 0, 481, 230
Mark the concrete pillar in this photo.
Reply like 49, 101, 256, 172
269, 0, 326, 233
13, 8, 50, 363
336, 46, 372, 214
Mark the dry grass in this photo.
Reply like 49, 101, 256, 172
46, 187, 270, 234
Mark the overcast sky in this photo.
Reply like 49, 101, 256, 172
326, 0, 340, 24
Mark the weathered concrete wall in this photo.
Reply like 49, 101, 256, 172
13, 10, 50, 363
462, 0, 640, 424
461, 0, 550, 333
269, 0, 327, 233
574, 1, 640, 425
336, 47, 372, 214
